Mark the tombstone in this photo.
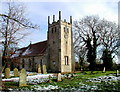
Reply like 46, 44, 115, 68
116, 70, 119, 77
42, 65, 47, 74
103, 67, 106, 73
48, 75, 52, 83
57, 73, 62, 82
38, 64, 41, 73
14, 68, 19, 77
19, 68, 27, 87
5, 68, 10, 78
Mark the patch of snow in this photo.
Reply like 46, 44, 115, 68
2, 74, 54, 83
22, 47, 31, 56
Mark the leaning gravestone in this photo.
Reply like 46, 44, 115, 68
5, 68, 10, 78
42, 65, 47, 74
19, 68, 27, 87
14, 68, 19, 77
103, 67, 106, 73
57, 73, 62, 82
38, 64, 41, 73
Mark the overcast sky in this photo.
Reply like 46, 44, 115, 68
1, 0, 119, 47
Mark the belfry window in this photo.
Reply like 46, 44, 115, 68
65, 56, 69, 65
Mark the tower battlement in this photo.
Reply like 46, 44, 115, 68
48, 11, 72, 25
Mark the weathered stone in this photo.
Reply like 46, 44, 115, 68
42, 65, 47, 74
38, 64, 41, 73
19, 68, 27, 87
48, 75, 52, 83
14, 68, 19, 77
116, 70, 119, 77
103, 67, 106, 73
5, 68, 10, 78
57, 73, 62, 82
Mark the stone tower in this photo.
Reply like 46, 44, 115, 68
47, 11, 74, 73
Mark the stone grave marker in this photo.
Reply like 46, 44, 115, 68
5, 68, 10, 78
19, 68, 27, 87
42, 65, 47, 74
48, 75, 52, 83
38, 64, 41, 73
57, 73, 62, 82
103, 67, 106, 73
116, 70, 119, 77
14, 68, 19, 77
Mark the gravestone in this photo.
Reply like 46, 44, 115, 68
103, 67, 106, 73
116, 70, 119, 77
42, 65, 47, 74
14, 68, 19, 77
19, 68, 27, 87
57, 73, 62, 82
5, 68, 10, 78
38, 64, 41, 73
48, 75, 52, 83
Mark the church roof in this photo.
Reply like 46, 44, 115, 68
12, 40, 47, 58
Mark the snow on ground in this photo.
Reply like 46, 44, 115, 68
2, 74, 54, 83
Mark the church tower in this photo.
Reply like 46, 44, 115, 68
47, 11, 75, 73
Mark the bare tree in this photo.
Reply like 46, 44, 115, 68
0, 1, 39, 67
73, 16, 100, 71
73, 16, 120, 71
98, 20, 119, 70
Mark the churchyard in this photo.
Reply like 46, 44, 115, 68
1, 68, 120, 91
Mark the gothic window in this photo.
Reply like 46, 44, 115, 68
67, 28, 69, 33
64, 27, 66, 32
22, 59, 25, 68
65, 56, 69, 65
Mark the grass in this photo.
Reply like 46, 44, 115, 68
2, 71, 119, 91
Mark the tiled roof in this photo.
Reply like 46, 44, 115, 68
12, 40, 47, 58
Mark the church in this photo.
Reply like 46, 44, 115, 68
12, 11, 75, 73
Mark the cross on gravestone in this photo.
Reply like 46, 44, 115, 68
14, 68, 19, 77
57, 73, 62, 82
19, 68, 27, 87
4, 68, 10, 78
38, 64, 41, 73
42, 65, 47, 74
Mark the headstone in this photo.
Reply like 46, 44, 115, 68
57, 73, 62, 82
103, 67, 106, 73
42, 65, 47, 74
48, 75, 52, 83
19, 68, 27, 87
5, 68, 10, 78
38, 64, 41, 73
14, 68, 19, 77
116, 70, 119, 77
